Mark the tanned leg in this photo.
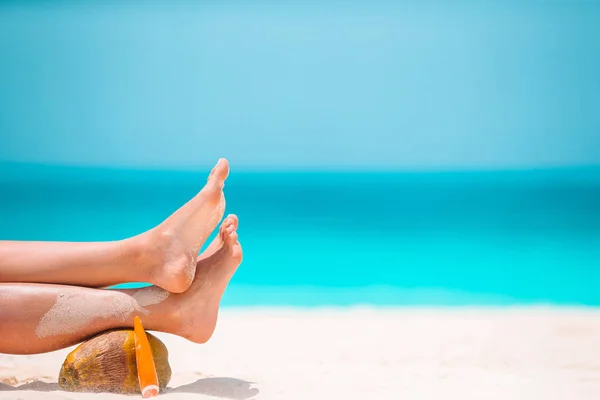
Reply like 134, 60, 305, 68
0, 218, 242, 355
0, 159, 230, 294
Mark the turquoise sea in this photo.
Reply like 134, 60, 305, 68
1, 163, 599, 307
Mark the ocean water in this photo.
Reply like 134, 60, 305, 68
1, 163, 599, 307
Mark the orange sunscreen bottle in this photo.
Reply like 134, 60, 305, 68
134, 316, 160, 397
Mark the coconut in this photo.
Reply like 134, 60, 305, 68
58, 329, 172, 394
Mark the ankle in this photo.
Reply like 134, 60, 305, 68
122, 233, 155, 283
153, 299, 184, 335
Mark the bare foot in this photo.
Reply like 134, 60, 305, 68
142, 159, 230, 293
198, 214, 238, 261
168, 221, 243, 343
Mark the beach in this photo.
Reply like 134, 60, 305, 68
1, 307, 599, 400
1, 170, 598, 399
2, 0, 599, 398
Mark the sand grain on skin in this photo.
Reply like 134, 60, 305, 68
35, 289, 136, 338
132, 286, 170, 308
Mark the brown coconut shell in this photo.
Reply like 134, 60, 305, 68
58, 329, 171, 394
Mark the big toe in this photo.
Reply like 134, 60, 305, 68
207, 158, 230, 186
225, 214, 238, 229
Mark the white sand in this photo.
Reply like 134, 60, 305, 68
1, 307, 600, 400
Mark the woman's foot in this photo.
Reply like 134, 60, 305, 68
139, 159, 230, 293
167, 220, 243, 343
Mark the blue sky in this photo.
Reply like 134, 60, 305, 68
0, 1, 599, 170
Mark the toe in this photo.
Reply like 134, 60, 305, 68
227, 214, 239, 228
221, 217, 233, 232
228, 231, 238, 244
208, 158, 230, 185
219, 221, 232, 241
232, 243, 242, 258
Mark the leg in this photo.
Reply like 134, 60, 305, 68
0, 221, 242, 355
0, 159, 229, 294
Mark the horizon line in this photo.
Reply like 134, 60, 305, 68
1, 160, 600, 175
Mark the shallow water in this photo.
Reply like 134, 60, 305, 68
1, 163, 599, 306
